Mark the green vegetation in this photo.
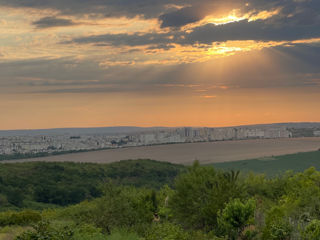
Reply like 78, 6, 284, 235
2, 154, 320, 239
0, 149, 108, 161
213, 150, 320, 176
0, 160, 185, 211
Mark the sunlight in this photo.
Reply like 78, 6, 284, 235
208, 46, 243, 56
206, 11, 246, 25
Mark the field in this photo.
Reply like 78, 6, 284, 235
3, 137, 320, 165
213, 150, 320, 176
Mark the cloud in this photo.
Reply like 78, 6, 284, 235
185, 19, 320, 44
32, 16, 77, 29
0, 57, 183, 94
159, 6, 206, 28
50, 0, 318, 49
69, 32, 174, 47
66, 32, 182, 52
159, 0, 245, 28
0, 0, 181, 19
67, 18, 320, 48
0, 42, 319, 95
1, 0, 319, 35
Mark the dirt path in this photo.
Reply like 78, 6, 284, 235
2, 137, 320, 165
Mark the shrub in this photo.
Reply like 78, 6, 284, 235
72, 224, 106, 240
15, 221, 74, 240
108, 229, 141, 240
268, 221, 293, 240
217, 198, 256, 240
82, 185, 154, 233
144, 222, 189, 240
170, 163, 244, 230
0, 210, 41, 226
262, 206, 293, 240
301, 219, 320, 240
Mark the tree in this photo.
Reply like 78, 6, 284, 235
15, 221, 74, 240
170, 162, 244, 230
217, 198, 256, 240
86, 185, 154, 233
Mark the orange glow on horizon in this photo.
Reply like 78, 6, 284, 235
1, 86, 320, 130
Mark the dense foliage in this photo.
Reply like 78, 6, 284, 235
0, 149, 104, 161
2, 159, 320, 239
0, 160, 185, 211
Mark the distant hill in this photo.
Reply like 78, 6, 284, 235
238, 122, 320, 129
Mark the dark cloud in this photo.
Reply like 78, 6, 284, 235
185, 19, 320, 43
67, 16, 320, 48
159, 0, 245, 28
1, 0, 319, 34
68, 32, 179, 49
0, 0, 185, 19
43, 0, 316, 48
159, 0, 320, 28
159, 6, 205, 28
32, 16, 77, 28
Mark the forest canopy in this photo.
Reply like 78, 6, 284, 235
1, 159, 320, 239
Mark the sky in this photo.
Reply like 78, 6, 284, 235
0, 0, 319, 130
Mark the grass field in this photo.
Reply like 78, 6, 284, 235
212, 150, 320, 176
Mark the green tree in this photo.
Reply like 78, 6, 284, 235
170, 163, 244, 230
217, 198, 256, 240
83, 185, 154, 234
15, 221, 74, 240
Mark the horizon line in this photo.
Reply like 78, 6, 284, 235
1, 121, 320, 132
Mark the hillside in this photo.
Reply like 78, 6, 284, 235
0, 160, 185, 212
2, 161, 320, 239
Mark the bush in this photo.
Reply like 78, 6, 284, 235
262, 206, 293, 240
108, 229, 141, 240
80, 185, 154, 233
144, 222, 189, 240
170, 163, 244, 230
301, 219, 320, 240
217, 198, 256, 240
15, 221, 74, 240
268, 221, 293, 240
72, 224, 106, 240
0, 210, 41, 226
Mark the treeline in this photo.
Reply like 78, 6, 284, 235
0, 149, 105, 161
0, 160, 185, 211
2, 161, 320, 239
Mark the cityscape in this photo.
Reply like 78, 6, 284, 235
1, 124, 320, 156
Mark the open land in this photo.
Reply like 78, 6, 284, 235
212, 150, 320, 176
2, 137, 320, 165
